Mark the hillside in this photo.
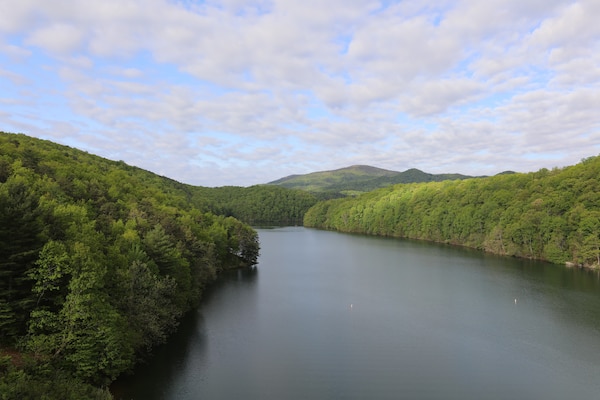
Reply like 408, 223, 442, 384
268, 164, 476, 196
3, 130, 598, 398
192, 185, 317, 225
305, 157, 600, 268
0, 132, 260, 398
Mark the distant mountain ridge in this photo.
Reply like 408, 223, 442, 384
268, 165, 478, 195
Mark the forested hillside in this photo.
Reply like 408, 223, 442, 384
305, 157, 600, 268
0, 132, 259, 398
269, 164, 475, 197
3, 130, 599, 398
192, 185, 317, 225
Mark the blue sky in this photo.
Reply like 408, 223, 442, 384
1, 0, 599, 186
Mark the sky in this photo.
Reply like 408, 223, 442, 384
1, 0, 599, 187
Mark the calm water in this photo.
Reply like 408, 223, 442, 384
113, 227, 600, 399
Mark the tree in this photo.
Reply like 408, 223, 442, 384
577, 211, 600, 267
0, 172, 44, 340
29, 240, 69, 308
116, 260, 180, 352
143, 224, 191, 308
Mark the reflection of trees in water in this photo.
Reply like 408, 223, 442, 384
111, 300, 205, 399
511, 259, 600, 333
112, 265, 260, 398
114, 308, 204, 397
114, 229, 600, 400
231, 265, 259, 282
202, 265, 259, 300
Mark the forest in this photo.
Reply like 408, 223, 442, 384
192, 184, 317, 225
0, 132, 265, 398
305, 156, 600, 268
2, 130, 600, 399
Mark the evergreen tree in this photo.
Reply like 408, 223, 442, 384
0, 172, 44, 340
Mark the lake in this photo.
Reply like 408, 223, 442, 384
112, 227, 600, 399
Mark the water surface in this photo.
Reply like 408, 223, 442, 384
113, 227, 600, 399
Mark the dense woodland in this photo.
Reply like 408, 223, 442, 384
2, 131, 600, 399
192, 185, 317, 225
305, 156, 600, 268
0, 132, 264, 398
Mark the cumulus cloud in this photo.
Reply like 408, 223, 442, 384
0, 0, 598, 185
25, 23, 85, 54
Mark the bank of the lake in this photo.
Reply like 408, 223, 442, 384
304, 156, 600, 269
113, 227, 600, 400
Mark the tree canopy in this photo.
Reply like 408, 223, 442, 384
0, 132, 259, 398
192, 184, 317, 225
305, 157, 600, 268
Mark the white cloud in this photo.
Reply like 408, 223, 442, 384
0, 67, 29, 85
0, 41, 31, 60
25, 23, 85, 54
402, 78, 484, 116
529, 1, 600, 51
0, 0, 598, 186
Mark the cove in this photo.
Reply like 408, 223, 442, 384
112, 227, 600, 399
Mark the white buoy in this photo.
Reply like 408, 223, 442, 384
350, 303, 353, 310
514, 298, 517, 304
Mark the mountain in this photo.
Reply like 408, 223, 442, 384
268, 165, 476, 196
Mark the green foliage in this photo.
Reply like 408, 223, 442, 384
0, 132, 260, 397
29, 240, 69, 307
0, 165, 45, 340
7, 129, 597, 397
269, 164, 477, 196
0, 353, 112, 400
115, 260, 179, 352
192, 184, 318, 225
305, 156, 600, 268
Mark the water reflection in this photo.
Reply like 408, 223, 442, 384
111, 310, 205, 399
113, 228, 600, 400
111, 265, 258, 399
